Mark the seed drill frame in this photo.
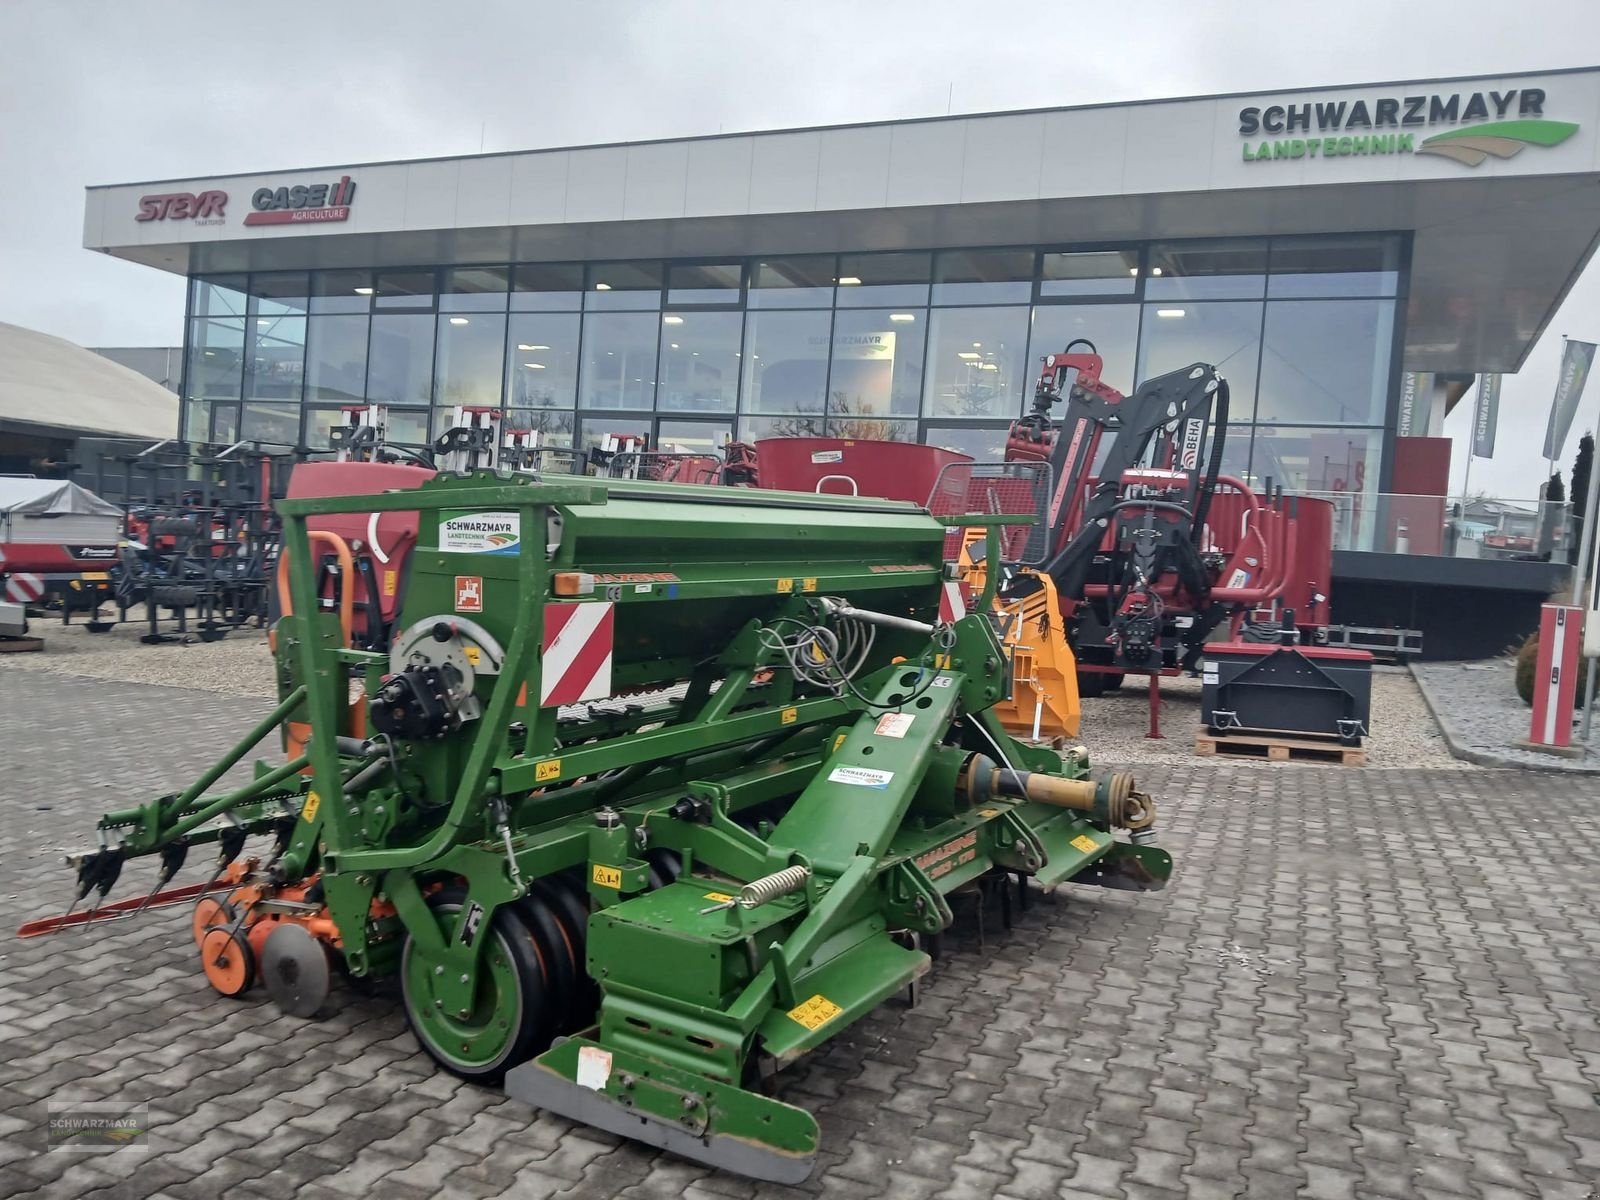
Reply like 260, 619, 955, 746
35, 471, 1171, 1181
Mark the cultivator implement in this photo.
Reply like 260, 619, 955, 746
23, 469, 1171, 1181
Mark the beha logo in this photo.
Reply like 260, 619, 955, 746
135, 191, 228, 223
1238, 87, 1578, 168
244, 175, 357, 226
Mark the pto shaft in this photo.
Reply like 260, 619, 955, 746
962, 755, 1154, 830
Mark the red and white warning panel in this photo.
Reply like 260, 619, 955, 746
938, 581, 969, 624
4, 573, 44, 604
540, 602, 614, 707
1529, 603, 1582, 750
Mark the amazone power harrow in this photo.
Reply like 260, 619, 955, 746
23, 470, 1170, 1181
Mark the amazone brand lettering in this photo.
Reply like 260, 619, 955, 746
915, 831, 980, 880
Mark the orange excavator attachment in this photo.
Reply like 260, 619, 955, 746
958, 530, 1081, 743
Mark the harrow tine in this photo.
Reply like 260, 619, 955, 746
123, 842, 189, 922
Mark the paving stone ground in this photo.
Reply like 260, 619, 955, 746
3, 671, 1600, 1200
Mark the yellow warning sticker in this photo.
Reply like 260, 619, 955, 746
933, 653, 952, 669
781, 707, 798, 725
788, 994, 843, 1031
1071, 834, 1099, 853
383, 569, 397, 597
536, 759, 561, 783
776, 577, 794, 594
592, 864, 623, 889
832, 733, 847, 752
301, 791, 321, 824
802, 577, 818, 592
703, 891, 735, 903
463, 645, 482, 666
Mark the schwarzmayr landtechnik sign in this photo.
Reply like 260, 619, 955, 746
1239, 86, 1577, 167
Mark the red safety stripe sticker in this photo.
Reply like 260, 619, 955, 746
938, 580, 968, 623
540, 602, 614, 707
4, 573, 44, 603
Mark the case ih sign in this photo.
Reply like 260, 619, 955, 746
244, 175, 357, 226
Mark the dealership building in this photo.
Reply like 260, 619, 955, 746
83, 68, 1600, 651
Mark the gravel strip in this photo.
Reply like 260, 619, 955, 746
1410, 658, 1600, 773
0, 607, 276, 699
1076, 664, 1462, 769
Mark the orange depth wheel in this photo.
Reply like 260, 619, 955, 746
200, 926, 256, 997
191, 897, 237, 949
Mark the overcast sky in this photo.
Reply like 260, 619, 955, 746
2, 0, 1598, 498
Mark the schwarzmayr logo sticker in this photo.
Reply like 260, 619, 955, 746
1238, 86, 1579, 168
439, 511, 521, 555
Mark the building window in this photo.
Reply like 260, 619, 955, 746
923, 306, 1029, 419
512, 263, 584, 311
1026, 304, 1142, 395
579, 416, 653, 451
440, 266, 511, 312
434, 312, 506, 410
367, 313, 435, 406
386, 410, 431, 445
741, 309, 830, 420
1145, 240, 1268, 301
244, 315, 305, 401
1258, 299, 1395, 425
505, 409, 576, 447
836, 252, 930, 309
506, 313, 580, 410
374, 270, 436, 310
829, 308, 924, 421
657, 311, 741, 414
748, 257, 836, 309
187, 318, 245, 401
580, 312, 659, 410
585, 262, 662, 311
310, 270, 372, 314
923, 424, 1010, 462
933, 250, 1033, 305
1039, 249, 1140, 298
666, 263, 743, 307
739, 413, 827, 440
191, 275, 248, 319
247, 273, 310, 318
1136, 301, 1263, 422
304, 315, 369, 403
240, 402, 300, 446
1268, 235, 1400, 298
657, 419, 732, 457
1251, 424, 1380, 502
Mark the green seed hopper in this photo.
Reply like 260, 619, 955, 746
32, 470, 1171, 1181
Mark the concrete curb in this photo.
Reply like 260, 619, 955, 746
1408, 663, 1600, 775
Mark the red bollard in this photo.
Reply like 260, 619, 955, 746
1526, 604, 1583, 754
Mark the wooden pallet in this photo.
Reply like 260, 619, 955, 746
0, 635, 44, 654
1195, 731, 1365, 766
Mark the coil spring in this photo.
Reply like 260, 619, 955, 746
738, 865, 811, 909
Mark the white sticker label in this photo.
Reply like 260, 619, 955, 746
828, 765, 895, 790
1226, 569, 1248, 589
439, 511, 521, 556
810, 449, 844, 464
576, 1045, 613, 1091
931, 677, 954, 689
874, 713, 914, 738
633, 583, 652, 594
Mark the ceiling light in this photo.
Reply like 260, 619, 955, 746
449, 317, 469, 325
958, 352, 981, 360
1151, 267, 1164, 276
256, 319, 270, 326
1156, 308, 1186, 318
663, 315, 684, 325
353, 286, 375, 295
889, 313, 915, 322
594, 282, 612, 290
669, 343, 679, 349
1128, 268, 1139, 277
837, 276, 861, 286
972, 342, 982, 348
978, 362, 999, 371
523, 362, 546, 369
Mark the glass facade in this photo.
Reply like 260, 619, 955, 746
179, 237, 1404, 510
